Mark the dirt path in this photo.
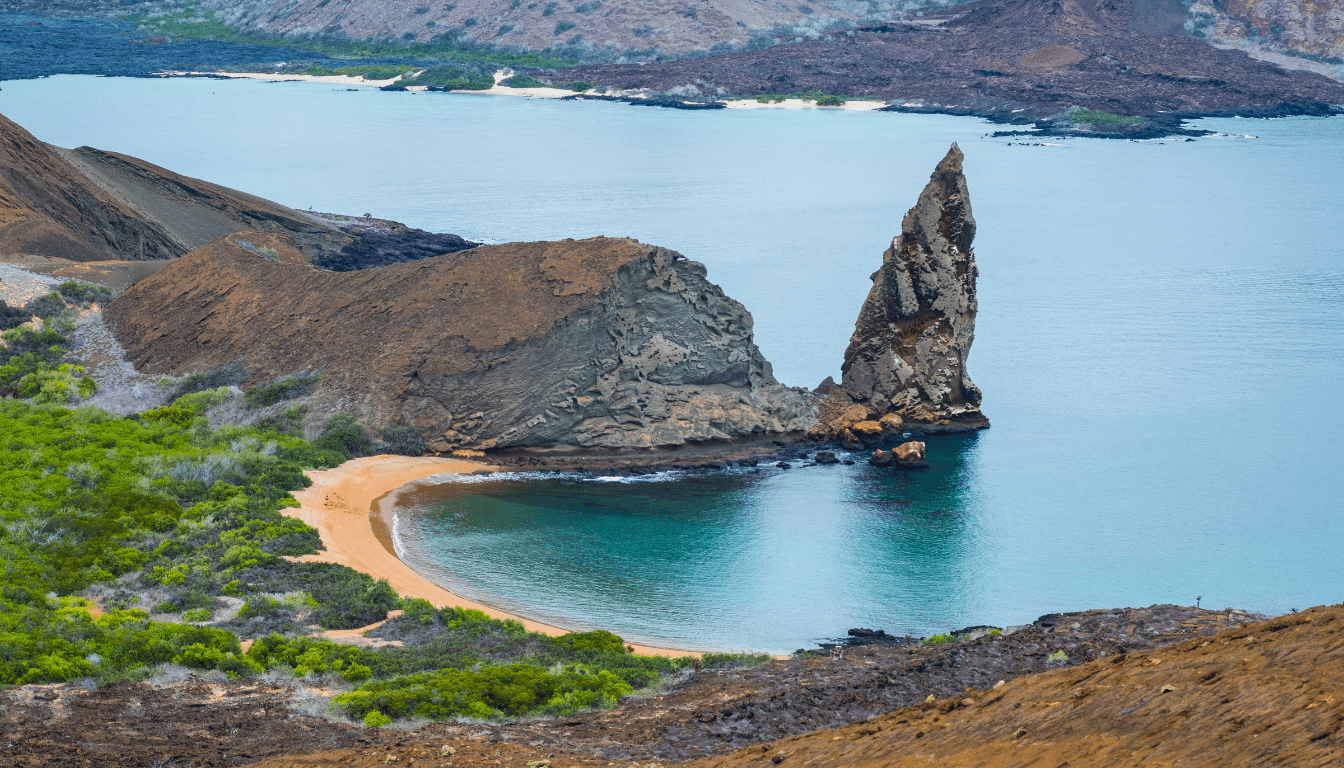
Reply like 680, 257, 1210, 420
287, 455, 700, 658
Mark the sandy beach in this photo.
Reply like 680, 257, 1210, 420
287, 454, 699, 658
184, 69, 892, 110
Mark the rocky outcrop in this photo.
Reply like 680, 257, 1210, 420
814, 144, 988, 438
106, 234, 812, 453
892, 440, 929, 468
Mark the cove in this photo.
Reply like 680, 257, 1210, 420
1, 76, 1340, 653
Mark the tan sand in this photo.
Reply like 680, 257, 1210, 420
179, 69, 892, 109
287, 454, 699, 658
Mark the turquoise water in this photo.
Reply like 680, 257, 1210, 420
4, 77, 1342, 652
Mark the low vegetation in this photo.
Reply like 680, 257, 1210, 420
754, 89, 846, 106
391, 65, 496, 91
1062, 108, 1144, 128
130, 5, 573, 69
0, 347, 765, 721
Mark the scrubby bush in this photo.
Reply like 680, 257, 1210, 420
57, 279, 113, 305
564, 80, 596, 92
244, 374, 321, 408
397, 65, 494, 90
333, 662, 634, 722
0, 299, 32, 330
315, 414, 375, 459
168, 362, 248, 401
500, 74, 546, 88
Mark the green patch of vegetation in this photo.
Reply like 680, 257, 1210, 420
0, 305, 96, 404
0, 370, 773, 721
56, 280, 113, 306
500, 74, 547, 88
1063, 108, 1144, 128
754, 90, 845, 106
397, 65, 496, 90
132, 5, 573, 69
924, 633, 956, 645
1047, 650, 1069, 663
244, 374, 321, 408
562, 81, 597, 92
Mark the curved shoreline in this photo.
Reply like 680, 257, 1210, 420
285, 454, 700, 658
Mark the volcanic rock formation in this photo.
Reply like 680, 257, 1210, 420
105, 234, 813, 453
815, 144, 987, 438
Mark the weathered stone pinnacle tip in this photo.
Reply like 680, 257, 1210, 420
818, 145, 988, 436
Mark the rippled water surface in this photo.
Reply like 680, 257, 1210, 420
4, 77, 1341, 652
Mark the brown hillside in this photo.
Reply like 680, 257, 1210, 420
190, 0, 853, 57
692, 605, 1344, 768
104, 233, 812, 452
0, 111, 350, 262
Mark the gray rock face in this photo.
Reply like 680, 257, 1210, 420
833, 143, 988, 432
107, 234, 813, 455
416, 246, 815, 452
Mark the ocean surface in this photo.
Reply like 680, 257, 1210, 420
3, 76, 1341, 653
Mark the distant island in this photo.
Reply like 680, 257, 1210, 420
3, 0, 1342, 138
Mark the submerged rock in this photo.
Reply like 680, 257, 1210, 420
819, 143, 989, 436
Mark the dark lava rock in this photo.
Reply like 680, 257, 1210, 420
814, 451, 839, 464
776, 462, 792, 469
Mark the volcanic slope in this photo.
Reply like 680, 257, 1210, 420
104, 234, 813, 453
563, 0, 1344, 125
0, 112, 355, 262
691, 604, 1344, 768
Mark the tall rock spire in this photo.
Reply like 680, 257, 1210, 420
827, 143, 988, 434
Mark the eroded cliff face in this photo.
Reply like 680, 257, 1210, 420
815, 144, 987, 440
106, 234, 812, 453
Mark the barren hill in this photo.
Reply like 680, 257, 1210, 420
691, 604, 1344, 767
104, 233, 814, 453
0, 112, 352, 262
562, 0, 1344, 124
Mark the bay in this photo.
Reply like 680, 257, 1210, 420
3, 76, 1341, 652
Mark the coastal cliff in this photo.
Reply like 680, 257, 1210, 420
105, 234, 813, 453
814, 144, 987, 440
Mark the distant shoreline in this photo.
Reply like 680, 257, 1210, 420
286, 454, 702, 658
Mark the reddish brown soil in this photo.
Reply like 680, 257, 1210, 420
691, 604, 1344, 768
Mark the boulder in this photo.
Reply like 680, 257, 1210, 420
851, 420, 884, 443
893, 441, 928, 469
840, 429, 863, 450
814, 451, 840, 465
879, 413, 904, 434
836, 144, 989, 433
869, 449, 893, 467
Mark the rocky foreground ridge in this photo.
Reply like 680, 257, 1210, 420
100, 143, 985, 456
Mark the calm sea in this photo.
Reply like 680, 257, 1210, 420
4, 76, 1341, 653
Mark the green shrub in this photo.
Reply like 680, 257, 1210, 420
182, 608, 213, 623
555, 629, 626, 655
363, 710, 392, 727
333, 662, 633, 722
1063, 108, 1143, 127
244, 374, 321, 408
315, 414, 375, 459
563, 81, 596, 92
342, 662, 374, 682
500, 74, 546, 88
56, 280, 113, 306
398, 65, 495, 90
